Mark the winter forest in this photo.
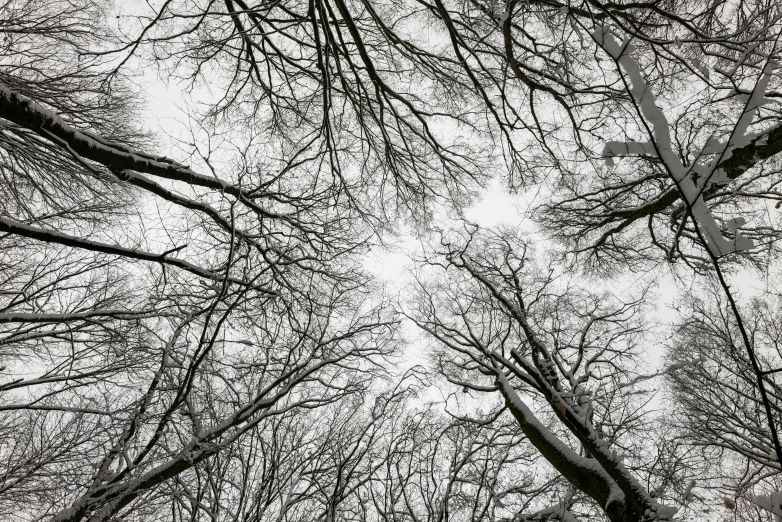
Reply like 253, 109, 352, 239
2, 0, 782, 520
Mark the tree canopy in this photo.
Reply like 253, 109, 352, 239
1, 0, 781, 521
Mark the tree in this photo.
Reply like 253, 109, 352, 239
416, 1, 782, 281
417, 0, 782, 269
0, 1, 401, 519
3, 0, 782, 521
406, 0, 782, 518
410, 229, 688, 521
666, 283, 782, 520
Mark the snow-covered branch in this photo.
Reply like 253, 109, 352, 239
592, 25, 777, 256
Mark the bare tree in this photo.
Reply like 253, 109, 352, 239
666, 283, 782, 520
3, 0, 782, 521
412, 0, 782, 269
0, 1, 401, 520
409, 228, 693, 521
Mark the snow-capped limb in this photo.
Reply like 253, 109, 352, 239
493, 369, 623, 519
700, 58, 780, 188
0, 309, 158, 323
513, 501, 579, 521
84, 319, 193, 495
724, 59, 779, 150
53, 437, 224, 522
592, 25, 760, 256
0, 404, 114, 415
750, 489, 782, 521
0, 83, 300, 227
0, 84, 204, 184
566, 120, 782, 243
51, 352, 349, 522
495, 363, 678, 522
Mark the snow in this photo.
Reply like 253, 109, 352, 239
723, 60, 778, 151
751, 490, 782, 521
695, 60, 710, 79
647, 503, 679, 520
495, 353, 683, 520
682, 480, 695, 503
726, 217, 747, 232
532, 502, 578, 522
0, 80, 221, 189
591, 25, 772, 256
496, 371, 621, 491
0, 309, 138, 323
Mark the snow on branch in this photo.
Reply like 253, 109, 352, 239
750, 490, 782, 521
591, 25, 778, 257
516, 501, 579, 521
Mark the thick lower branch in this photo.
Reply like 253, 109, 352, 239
493, 372, 629, 516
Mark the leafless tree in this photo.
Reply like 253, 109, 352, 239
665, 283, 782, 520
0, 1, 400, 520
409, 228, 695, 521
4, 0, 782, 521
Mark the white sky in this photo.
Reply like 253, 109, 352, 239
132, 27, 773, 429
